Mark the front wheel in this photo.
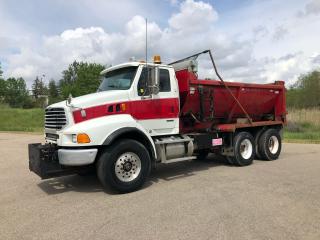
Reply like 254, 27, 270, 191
97, 139, 151, 193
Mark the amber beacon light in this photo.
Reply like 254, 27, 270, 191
153, 55, 161, 64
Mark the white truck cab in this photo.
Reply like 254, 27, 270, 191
46, 61, 179, 146
30, 58, 196, 193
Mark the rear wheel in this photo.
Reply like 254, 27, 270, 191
258, 128, 281, 160
97, 139, 151, 193
229, 132, 255, 166
254, 129, 265, 159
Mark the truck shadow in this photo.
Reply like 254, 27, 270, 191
37, 154, 231, 195
37, 174, 106, 195
146, 154, 228, 186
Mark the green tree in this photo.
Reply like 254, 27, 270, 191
0, 79, 6, 102
32, 76, 47, 99
75, 62, 105, 95
48, 79, 60, 104
4, 77, 29, 108
0, 61, 3, 77
287, 70, 320, 108
0, 62, 5, 102
59, 61, 104, 98
31, 76, 48, 108
59, 61, 79, 98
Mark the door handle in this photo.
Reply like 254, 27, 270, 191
141, 95, 152, 100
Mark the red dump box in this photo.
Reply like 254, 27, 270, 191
175, 69, 286, 133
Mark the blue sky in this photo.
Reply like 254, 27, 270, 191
0, 0, 320, 87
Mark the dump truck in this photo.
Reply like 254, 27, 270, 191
29, 50, 286, 193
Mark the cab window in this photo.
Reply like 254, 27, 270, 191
159, 69, 170, 92
138, 67, 171, 96
98, 66, 137, 92
137, 67, 152, 96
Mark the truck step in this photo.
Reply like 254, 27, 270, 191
155, 138, 192, 145
162, 156, 196, 164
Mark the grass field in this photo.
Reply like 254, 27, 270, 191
0, 105, 319, 143
284, 108, 320, 143
0, 105, 44, 132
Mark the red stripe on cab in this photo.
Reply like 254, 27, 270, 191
72, 98, 179, 124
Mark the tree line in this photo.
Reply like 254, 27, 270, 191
0, 61, 104, 108
0, 60, 319, 109
286, 70, 320, 108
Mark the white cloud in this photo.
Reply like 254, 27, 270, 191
169, 0, 179, 6
311, 52, 320, 64
306, 0, 320, 15
2, 0, 320, 88
297, 0, 320, 17
3, 0, 225, 85
169, 0, 218, 32
252, 25, 269, 41
272, 25, 289, 41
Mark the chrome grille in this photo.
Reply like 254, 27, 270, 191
45, 108, 67, 130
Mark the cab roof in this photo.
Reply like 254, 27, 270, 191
100, 61, 172, 75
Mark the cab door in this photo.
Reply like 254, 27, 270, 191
130, 66, 179, 136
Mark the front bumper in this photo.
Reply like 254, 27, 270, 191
58, 149, 97, 166
28, 143, 97, 179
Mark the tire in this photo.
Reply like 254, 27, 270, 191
254, 129, 265, 159
258, 128, 281, 161
97, 139, 151, 193
230, 132, 255, 166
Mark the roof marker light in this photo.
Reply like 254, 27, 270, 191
153, 55, 161, 64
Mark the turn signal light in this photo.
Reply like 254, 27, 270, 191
77, 133, 91, 143
121, 103, 126, 111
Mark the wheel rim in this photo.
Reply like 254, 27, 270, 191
240, 139, 253, 159
268, 136, 279, 154
115, 152, 141, 182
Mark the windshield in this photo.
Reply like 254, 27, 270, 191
98, 66, 138, 92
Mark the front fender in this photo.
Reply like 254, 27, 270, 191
58, 114, 157, 158
102, 127, 157, 159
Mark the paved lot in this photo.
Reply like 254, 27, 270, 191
0, 132, 320, 240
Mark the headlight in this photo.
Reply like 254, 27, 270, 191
72, 134, 77, 143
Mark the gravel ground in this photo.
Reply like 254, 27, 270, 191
0, 132, 320, 240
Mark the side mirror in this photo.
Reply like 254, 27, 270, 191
149, 67, 159, 95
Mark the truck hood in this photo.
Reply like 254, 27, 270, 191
49, 90, 130, 109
